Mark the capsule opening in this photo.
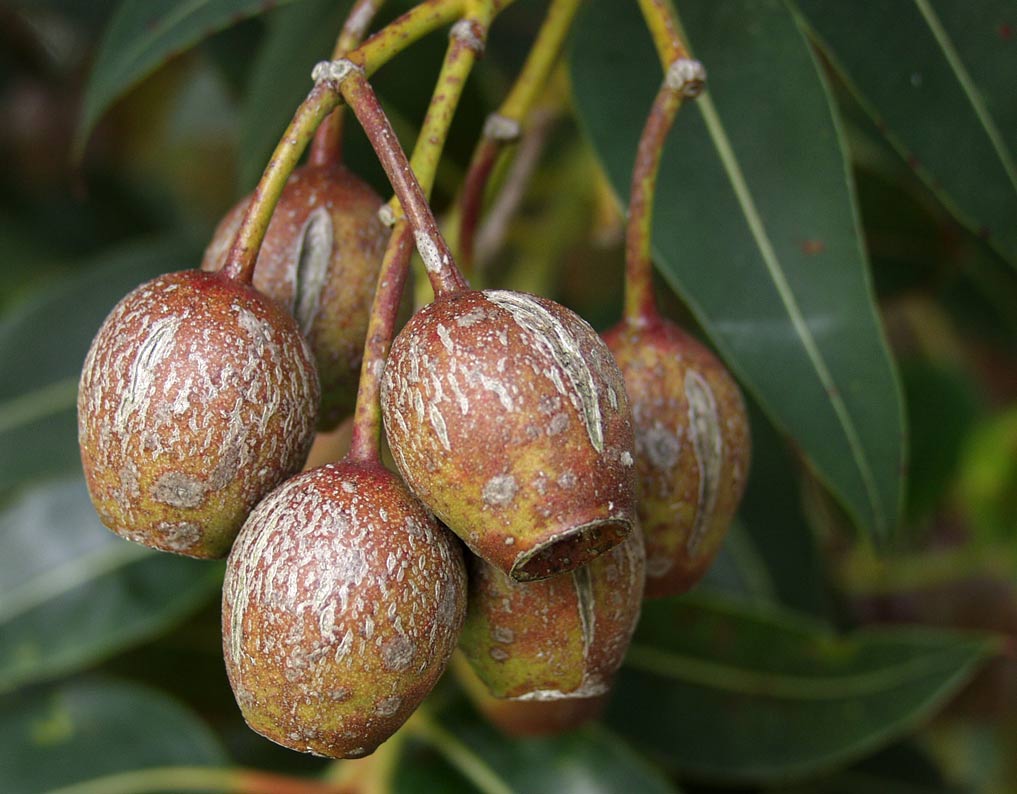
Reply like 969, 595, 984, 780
510, 518, 631, 582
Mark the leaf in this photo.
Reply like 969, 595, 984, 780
570, 0, 905, 541
793, 0, 1017, 267
607, 593, 993, 784
696, 519, 779, 606
736, 400, 835, 618
0, 477, 222, 694
772, 742, 968, 794
76, 0, 305, 155
397, 706, 681, 794
0, 677, 227, 794
0, 237, 194, 492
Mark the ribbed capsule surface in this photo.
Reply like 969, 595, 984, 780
458, 529, 644, 701
381, 289, 637, 581
77, 269, 319, 558
222, 461, 467, 759
603, 317, 750, 597
203, 163, 388, 429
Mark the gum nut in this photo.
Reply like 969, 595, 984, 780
458, 527, 644, 700
222, 460, 467, 759
381, 288, 637, 581
603, 316, 750, 597
77, 269, 319, 558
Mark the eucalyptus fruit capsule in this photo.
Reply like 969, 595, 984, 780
77, 269, 319, 558
222, 460, 467, 758
458, 529, 644, 700
381, 288, 637, 581
603, 317, 750, 597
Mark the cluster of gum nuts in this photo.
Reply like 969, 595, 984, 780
77, 155, 750, 757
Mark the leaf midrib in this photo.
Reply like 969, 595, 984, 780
623, 642, 983, 700
0, 542, 149, 625
912, 0, 1017, 198
667, 6, 888, 537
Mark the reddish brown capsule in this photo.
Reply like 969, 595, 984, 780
222, 461, 467, 759
203, 163, 388, 429
77, 269, 319, 558
454, 653, 605, 737
602, 317, 750, 597
458, 529, 644, 700
381, 289, 637, 581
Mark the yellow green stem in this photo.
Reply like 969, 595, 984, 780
495, 0, 581, 124
310, 0, 388, 167
385, 1, 500, 219
350, 0, 466, 75
636, 0, 692, 66
222, 81, 340, 283
328, 62, 467, 295
458, 0, 582, 273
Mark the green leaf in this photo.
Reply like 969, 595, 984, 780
0, 237, 195, 492
0, 678, 227, 794
608, 593, 993, 784
736, 401, 834, 618
570, 0, 905, 541
697, 519, 779, 606
0, 477, 222, 694
76, 0, 305, 155
793, 0, 1017, 267
772, 742, 967, 794
398, 706, 680, 794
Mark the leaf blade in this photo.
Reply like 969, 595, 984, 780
0, 678, 227, 794
0, 477, 222, 693
793, 0, 1017, 266
76, 0, 304, 154
570, 0, 905, 540
607, 594, 993, 783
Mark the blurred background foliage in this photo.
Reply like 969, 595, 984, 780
0, 0, 1015, 792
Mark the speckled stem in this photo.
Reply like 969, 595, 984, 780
222, 81, 340, 283
636, 0, 691, 65
384, 8, 495, 220
625, 0, 705, 325
348, 219, 414, 463
624, 81, 682, 326
457, 0, 582, 273
349, 0, 466, 74
335, 66, 468, 296
309, 0, 388, 168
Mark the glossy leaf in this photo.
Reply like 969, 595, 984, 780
77, 0, 304, 154
396, 706, 680, 794
571, 0, 905, 541
736, 400, 834, 618
794, 0, 1017, 267
608, 594, 992, 784
0, 477, 222, 694
0, 678, 227, 794
0, 237, 194, 492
